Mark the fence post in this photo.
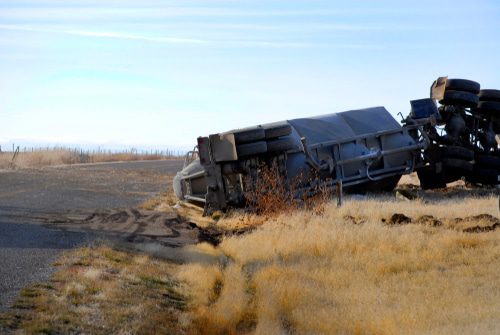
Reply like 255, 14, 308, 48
336, 180, 343, 207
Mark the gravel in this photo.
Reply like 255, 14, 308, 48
0, 160, 183, 310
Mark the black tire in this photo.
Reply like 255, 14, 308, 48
264, 124, 292, 139
439, 90, 479, 108
441, 146, 474, 161
445, 79, 480, 94
267, 137, 298, 152
477, 101, 500, 114
494, 122, 500, 134
467, 168, 500, 185
475, 155, 500, 169
236, 141, 267, 157
234, 128, 265, 144
440, 169, 462, 183
479, 89, 500, 102
442, 158, 473, 172
417, 167, 446, 190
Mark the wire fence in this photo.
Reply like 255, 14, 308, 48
0, 145, 184, 168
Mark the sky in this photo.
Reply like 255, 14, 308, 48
1, 0, 499, 151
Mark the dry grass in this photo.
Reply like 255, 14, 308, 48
2, 176, 499, 334
139, 192, 178, 211
176, 195, 500, 334
0, 147, 178, 169
0, 245, 186, 334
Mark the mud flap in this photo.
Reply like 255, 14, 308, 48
431, 76, 447, 101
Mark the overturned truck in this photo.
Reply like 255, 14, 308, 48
174, 77, 500, 214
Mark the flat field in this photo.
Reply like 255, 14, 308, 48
0, 147, 179, 169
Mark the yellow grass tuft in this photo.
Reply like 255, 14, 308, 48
176, 196, 500, 334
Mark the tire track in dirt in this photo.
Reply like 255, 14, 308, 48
2, 208, 222, 248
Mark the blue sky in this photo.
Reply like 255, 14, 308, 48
1, 0, 499, 151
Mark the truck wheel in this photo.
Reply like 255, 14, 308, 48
475, 155, 500, 169
234, 128, 265, 144
440, 169, 462, 183
264, 124, 292, 139
441, 146, 474, 161
267, 137, 298, 152
477, 101, 500, 114
494, 122, 500, 134
237, 141, 267, 157
442, 158, 474, 172
439, 90, 479, 108
445, 79, 480, 94
417, 167, 447, 190
479, 89, 500, 102
468, 168, 500, 185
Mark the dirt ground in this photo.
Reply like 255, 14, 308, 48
0, 160, 186, 310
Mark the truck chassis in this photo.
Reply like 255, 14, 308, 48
173, 77, 500, 214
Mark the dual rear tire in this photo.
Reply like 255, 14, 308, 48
438, 79, 480, 108
475, 90, 500, 116
466, 155, 500, 185
418, 145, 475, 189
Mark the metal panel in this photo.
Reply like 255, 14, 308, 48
431, 76, 447, 101
338, 107, 401, 135
288, 113, 355, 145
410, 99, 438, 119
287, 107, 400, 146
209, 133, 238, 162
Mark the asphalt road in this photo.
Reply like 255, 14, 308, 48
0, 159, 183, 310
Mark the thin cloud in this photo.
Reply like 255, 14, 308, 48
183, 22, 441, 33
0, 24, 210, 44
65, 29, 209, 44
227, 40, 384, 50
0, 24, 386, 50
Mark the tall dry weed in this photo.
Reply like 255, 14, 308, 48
243, 163, 333, 217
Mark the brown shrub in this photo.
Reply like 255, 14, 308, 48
243, 163, 333, 217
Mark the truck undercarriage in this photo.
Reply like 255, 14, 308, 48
174, 77, 500, 215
